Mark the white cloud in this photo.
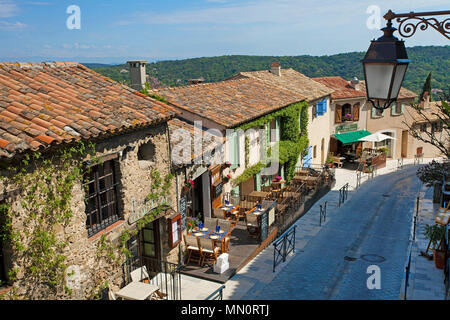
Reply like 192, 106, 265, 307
0, 20, 26, 30
0, 0, 19, 18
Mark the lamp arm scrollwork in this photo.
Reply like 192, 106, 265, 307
384, 10, 450, 40
367, 98, 396, 111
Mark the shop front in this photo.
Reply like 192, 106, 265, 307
331, 130, 371, 163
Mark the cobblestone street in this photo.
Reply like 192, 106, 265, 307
224, 163, 431, 300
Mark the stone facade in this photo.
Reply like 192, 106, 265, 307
0, 123, 182, 299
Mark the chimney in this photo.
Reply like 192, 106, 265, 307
127, 60, 147, 91
419, 91, 430, 109
270, 62, 281, 76
350, 77, 360, 91
188, 78, 205, 85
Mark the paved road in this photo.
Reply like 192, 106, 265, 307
241, 166, 422, 300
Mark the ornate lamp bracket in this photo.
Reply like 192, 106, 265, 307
367, 98, 396, 111
384, 9, 450, 40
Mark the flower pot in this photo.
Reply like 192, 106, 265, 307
433, 249, 445, 269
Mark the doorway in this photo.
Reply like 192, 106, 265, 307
320, 138, 325, 164
193, 174, 203, 219
401, 130, 408, 158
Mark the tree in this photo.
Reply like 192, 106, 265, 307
403, 78, 449, 159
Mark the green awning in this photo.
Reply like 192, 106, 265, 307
333, 130, 371, 145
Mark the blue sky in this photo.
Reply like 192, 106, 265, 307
0, 0, 448, 63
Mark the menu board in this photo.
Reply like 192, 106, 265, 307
179, 196, 187, 230
260, 210, 268, 243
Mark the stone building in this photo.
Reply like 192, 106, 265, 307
228, 63, 334, 167
0, 62, 181, 299
151, 75, 307, 223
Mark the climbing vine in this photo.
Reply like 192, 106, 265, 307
233, 101, 309, 184
0, 141, 97, 299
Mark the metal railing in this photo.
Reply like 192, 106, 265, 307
338, 183, 349, 207
356, 170, 362, 189
414, 153, 424, 165
273, 225, 296, 272
205, 285, 226, 300
397, 157, 404, 170
122, 256, 182, 300
319, 201, 327, 226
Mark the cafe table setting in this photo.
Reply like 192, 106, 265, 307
206, 225, 228, 252
251, 204, 265, 215
191, 222, 211, 238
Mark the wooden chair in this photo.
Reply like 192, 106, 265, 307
245, 213, 260, 238
213, 207, 229, 220
224, 235, 231, 253
217, 219, 232, 234
199, 238, 220, 266
204, 217, 218, 231
130, 266, 150, 282
184, 234, 201, 265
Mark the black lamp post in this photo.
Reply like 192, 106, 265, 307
361, 9, 450, 110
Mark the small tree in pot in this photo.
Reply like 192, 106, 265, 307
423, 224, 446, 269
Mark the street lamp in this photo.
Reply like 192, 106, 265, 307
361, 9, 450, 110
361, 19, 409, 110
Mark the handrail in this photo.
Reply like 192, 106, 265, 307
338, 183, 349, 207
205, 285, 226, 300
319, 201, 327, 226
273, 225, 296, 272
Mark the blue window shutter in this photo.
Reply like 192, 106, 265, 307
323, 99, 327, 113
255, 172, 261, 191
317, 102, 322, 116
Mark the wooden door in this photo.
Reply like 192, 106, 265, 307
401, 130, 408, 158
320, 138, 325, 164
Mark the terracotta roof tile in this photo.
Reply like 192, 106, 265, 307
153, 78, 305, 128
311, 76, 366, 100
0, 62, 175, 158
229, 68, 334, 102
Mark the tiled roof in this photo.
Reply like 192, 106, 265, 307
152, 78, 305, 128
168, 117, 224, 164
311, 76, 366, 100
358, 80, 418, 100
409, 101, 445, 123
229, 68, 334, 102
0, 62, 175, 159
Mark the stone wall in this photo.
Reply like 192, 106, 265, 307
0, 122, 182, 299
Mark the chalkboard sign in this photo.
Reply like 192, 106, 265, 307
214, 182, 223, 198
179, 197, 187, 230
260, 210, 268, 243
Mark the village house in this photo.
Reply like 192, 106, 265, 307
227, 63, 334, 167
403, 93, 449, 159
150, 75, 307, 224
0, 62, 183, 299
311, 76, 369, 163
359, 81, 418, 159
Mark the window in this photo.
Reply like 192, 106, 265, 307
372, 107, 384, 118
420, 123, 427, 132
138, 141, 156, 169
140, 221, 159, 258
168, 214, 182, 248
391, 102, 403, 115
312, 104, 317, 119
84, 158, 121, 237
431, 122, 443, 133
342, 104, 352, 121
313, 145, 317, 158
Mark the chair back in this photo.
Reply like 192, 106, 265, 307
199, 237, 214, 251
217, 219, 231, 233
108, 289, 116, 300
246, 213, 258, 224
204, 217, 218, 230
213, 207, 225, 219
184, 234, 199, 248
130, 266, 150, 282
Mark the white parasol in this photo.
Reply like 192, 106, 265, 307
358, 132, 396, 142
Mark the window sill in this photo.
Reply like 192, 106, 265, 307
88, 219, 125, 242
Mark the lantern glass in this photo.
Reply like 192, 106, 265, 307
390, 63, 408, 100
363, 63, 394, 100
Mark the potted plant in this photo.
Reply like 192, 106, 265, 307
183, 179, 194, 192
224, 161, 232, 168
423, 224, 446, 269
223, 174, 231, 183
343, 113, 353, 121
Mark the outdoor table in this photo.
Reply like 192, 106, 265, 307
249, 190, 270, 200
115, 281, 159, 300
206, 230, 229, 252
191, 227, 212, 238
435, 208, 450, 225
250, 206, 265, 216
